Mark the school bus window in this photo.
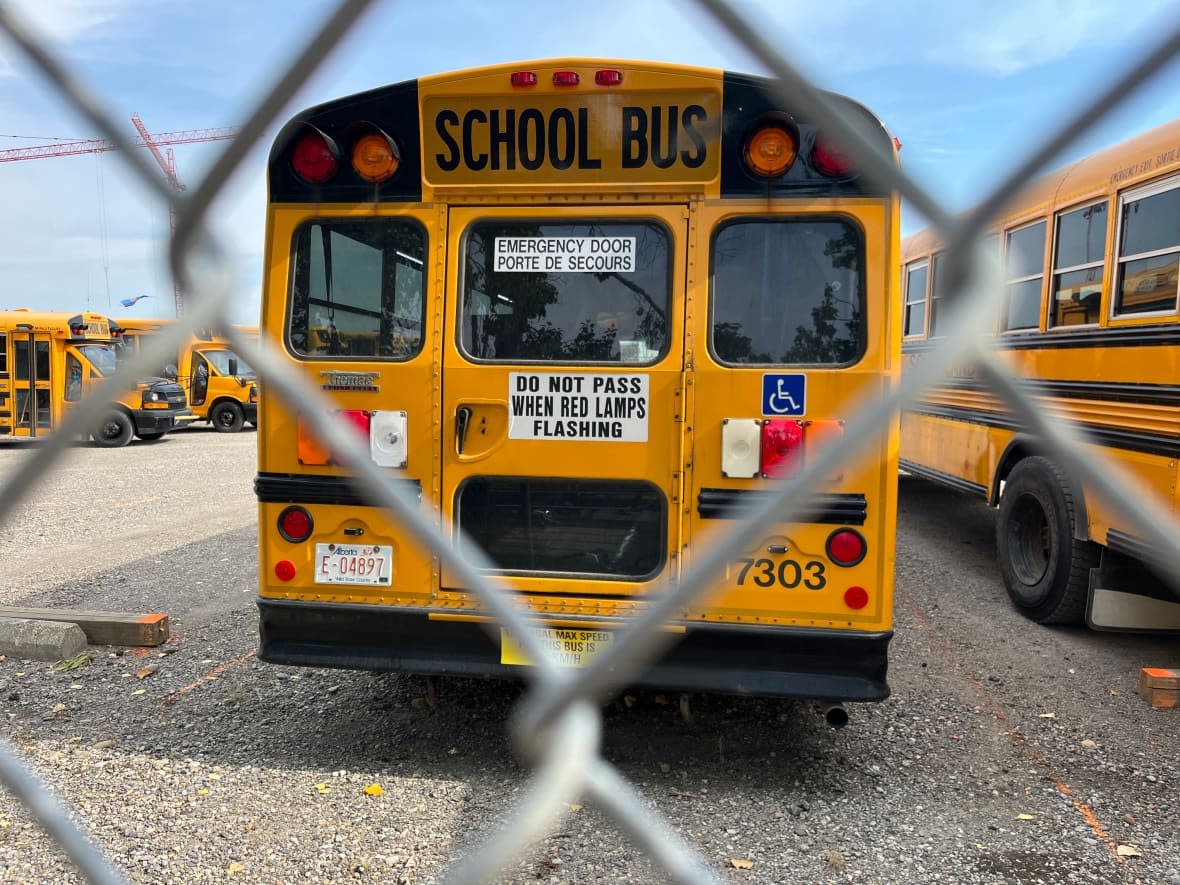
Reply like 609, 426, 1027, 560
288, 219, 426, 359
902, 259, 928, 338
1003, 220, 1046, 331
456, 477, 665, 580
1114, 180, 1180, 316
711, 218, 864, 365
76, 344, 118, 376
0, 332, 6, 376
1050, 201, 1106, 327
65, 354, 83, 402
930, 252, 955, 337
203, 348, 254, 377
460, 221, 669, 364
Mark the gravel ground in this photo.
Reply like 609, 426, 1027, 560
2, 434, 1179, 884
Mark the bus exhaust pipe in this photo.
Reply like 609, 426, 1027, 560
823, 703, 849, 729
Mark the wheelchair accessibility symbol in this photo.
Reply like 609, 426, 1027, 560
762, 374, 806, 416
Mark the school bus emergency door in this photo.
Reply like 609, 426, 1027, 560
440, 206, 687, 653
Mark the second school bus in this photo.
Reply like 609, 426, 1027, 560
114, 318, 258, 432
257, 59, 902, 703
0, 311, 188, 446
900, 116, 1180, 632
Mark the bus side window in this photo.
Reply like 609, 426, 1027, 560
65, 354, 83, 402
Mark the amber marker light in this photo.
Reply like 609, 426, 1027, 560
351, 131, 400, 183
744, 121, 798, 178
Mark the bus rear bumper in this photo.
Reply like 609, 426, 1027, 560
257, 599, 891, 702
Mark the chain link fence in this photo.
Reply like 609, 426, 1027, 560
2, 0, 1180, 882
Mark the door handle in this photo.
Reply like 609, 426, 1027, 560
455, 406, 472, 455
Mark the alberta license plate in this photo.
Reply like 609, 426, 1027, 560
313, 543, 393, 585
500, 626, 615, 668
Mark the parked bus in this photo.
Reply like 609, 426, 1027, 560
900, 116, 1180, 632
114, 318, 258, 432
256, 59, 902, 703
0, 310, 188, 446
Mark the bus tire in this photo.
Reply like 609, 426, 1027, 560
995, 455, 1098, 625
94, 411, 134, 448
210, 401, 245, 433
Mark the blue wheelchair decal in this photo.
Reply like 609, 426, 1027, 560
762, 374, 806, 417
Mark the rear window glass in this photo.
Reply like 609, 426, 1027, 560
710, 218, 865, 365
460, 221, 671, 364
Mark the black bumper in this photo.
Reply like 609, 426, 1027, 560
131, 408, 189, 434
257, 599, 891, 702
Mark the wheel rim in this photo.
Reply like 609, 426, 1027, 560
216, 409, 234, 428
1008, 492, 1051, 586
102, 420, 123, 440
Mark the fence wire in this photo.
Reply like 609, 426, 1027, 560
1, 0, 1180, 882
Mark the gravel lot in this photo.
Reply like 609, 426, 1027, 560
1, 429, 1179, 884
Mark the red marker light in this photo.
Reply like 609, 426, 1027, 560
291, 130, 340, 184
278, 506, 313, 543
274, 560, 296, 582
595, 69, 623, 86
811, 135, 856, 178
844, 586, 869, 610
826, 528, 867, 567
552, 70, 580, 87
510, 71, 538, 87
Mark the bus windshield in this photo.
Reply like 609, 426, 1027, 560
203, 348, 255, 377
76, 344, 119, 377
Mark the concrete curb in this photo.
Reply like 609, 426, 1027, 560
0, 618, 87, 661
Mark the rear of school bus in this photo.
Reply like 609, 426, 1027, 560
256, 59, 900, 702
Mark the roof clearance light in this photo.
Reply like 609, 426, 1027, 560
351, 131, 400, 183
552, 70, 580, 87
595, 69, 623, 86
760, 419, 804, 479
291, 130, 340, 184
510, 71, 538, 87
844, 586, 869, 610
811, 135, 856, 178
744, 122, 798, 178
277, 506, 314, 543
827, 528, 867, 567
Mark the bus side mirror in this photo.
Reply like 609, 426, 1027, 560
228, 358, 239, 377
164, 364, 178, 381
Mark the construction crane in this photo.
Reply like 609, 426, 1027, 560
0, 115, 239, 317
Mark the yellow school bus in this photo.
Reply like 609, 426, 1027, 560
257, 59, 902, 702
900, 116, 1180, 631
114, 318, 258, 432
0, 310, 188, 446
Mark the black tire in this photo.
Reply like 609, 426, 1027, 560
94, 411, 134, 448
995, 456, 1099, 624
210, 401, 245, 433
136, 431, 166, 441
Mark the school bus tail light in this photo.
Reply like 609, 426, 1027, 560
291, 128, 341, 184
297, 410, 406, 468
827, 528, 867, 567
351, 129, 400, 183
277, 506, 314, 543
760, 419, 804, 478
743, 117, 798, 179
811, 135, 856, 178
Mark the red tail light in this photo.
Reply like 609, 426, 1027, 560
291, 130, 340, 184
278, 506, 313, 543
760, 419, 804, 478
827, 528, 867, 566
811, 135, 855, 178
339, 409, 371, 437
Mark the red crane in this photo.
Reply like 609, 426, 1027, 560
0, 115, 239, 317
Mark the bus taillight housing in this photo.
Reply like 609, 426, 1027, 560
827, 528, 867, 567
760, 419, 804, 478
291, 128, 340, 184
811, 135, 856, 178
277, 506, 314, 543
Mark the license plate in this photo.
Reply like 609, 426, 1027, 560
313, 544, 393, 585
500, 626, 614, 668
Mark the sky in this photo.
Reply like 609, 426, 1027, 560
1, 0, 1180, 325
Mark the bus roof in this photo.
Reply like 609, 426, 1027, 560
0, 310, 113, 337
